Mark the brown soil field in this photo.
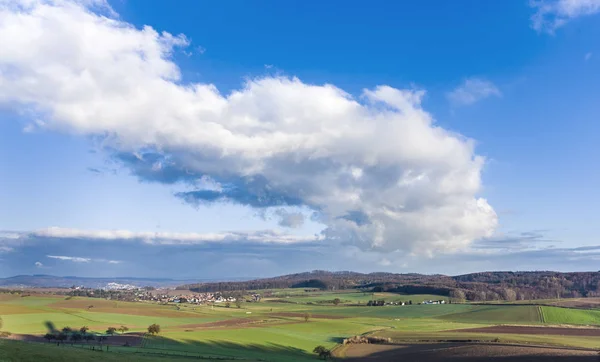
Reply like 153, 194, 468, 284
547, 298, 600, 309
269, 312, 346, 319
177, 318, 293, 330
0, 294, 19, 302
179, 318, 259, 329
453, 326, 600, 337
341, 343, 600, 361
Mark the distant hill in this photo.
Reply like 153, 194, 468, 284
0, 275, 250, 289
179, 270, 600, 302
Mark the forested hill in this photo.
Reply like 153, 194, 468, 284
179, 270, 600, 302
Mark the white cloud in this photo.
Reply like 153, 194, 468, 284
32, 227, 320, 245
585, 52, 592, 61
46, 254, 122, 264
530, 0, 600, 33
47, 255, 91, 263
447, 78, 502, 106
0, 0, 497, 254
35, 261, 43, 268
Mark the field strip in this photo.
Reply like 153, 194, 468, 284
538, 306, 546, 323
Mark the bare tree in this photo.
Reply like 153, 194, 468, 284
449, 289, 466, 303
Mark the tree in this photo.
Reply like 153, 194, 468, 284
408, 300, 412, 305
304, 313, 311, 322
313, 346, 331, 360
450, 289, 466, 303
147, 324, 161, 335
225, 302, 231, 308
235, 299, 242, 308
79, 326, 89, 334
118, 325, 129, 334
333, 298, 341, 306
84, 334, 95, 342
43, 333, 55, 342
106, 327, 117, 335
62, 326, 72, 333
313, 346, 327, 354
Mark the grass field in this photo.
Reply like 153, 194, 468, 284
440, 305, 543, 324
1, 290, 599, 361
540, 306, 600, 325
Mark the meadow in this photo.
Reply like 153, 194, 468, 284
1, 289, 599, 361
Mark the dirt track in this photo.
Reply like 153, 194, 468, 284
269, 312, 346, 319
341, 343, 600, 361
179, 318, 260, 328
453, 325, 600, 337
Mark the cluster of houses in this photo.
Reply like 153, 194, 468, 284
366, 299, 447, 307
421, 299, 446, 305
132, 291, 262, 305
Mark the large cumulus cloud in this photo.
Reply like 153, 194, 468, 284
0, 0, 497, 254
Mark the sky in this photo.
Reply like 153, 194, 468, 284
0, 0, 599, 279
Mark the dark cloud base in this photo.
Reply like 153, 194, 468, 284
1, 233, 599, 279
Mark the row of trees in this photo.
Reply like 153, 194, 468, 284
43, 325, 131, 344
41, 323, 164, 346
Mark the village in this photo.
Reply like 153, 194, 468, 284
132, 290, 262, 305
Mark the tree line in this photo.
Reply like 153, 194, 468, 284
180, 270, 600, 302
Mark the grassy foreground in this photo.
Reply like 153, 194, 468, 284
1, 290, 599, 361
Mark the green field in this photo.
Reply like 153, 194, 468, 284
540, 305, 600, 325
1, 290, 599, 361
440, 305, 543, 324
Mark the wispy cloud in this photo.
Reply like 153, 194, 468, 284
47, 255, 91, 263
28, 227, 321, 245
46, 255, 122, 264
447, 78, 501, 106
585, 52, 593, 61
35, 261, 44, 268
530, 0, 600, 33
472, 230, 558, 252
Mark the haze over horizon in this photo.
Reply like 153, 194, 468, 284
1, 0, 599, 279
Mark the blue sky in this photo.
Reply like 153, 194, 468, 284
1, 0, 599, 279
